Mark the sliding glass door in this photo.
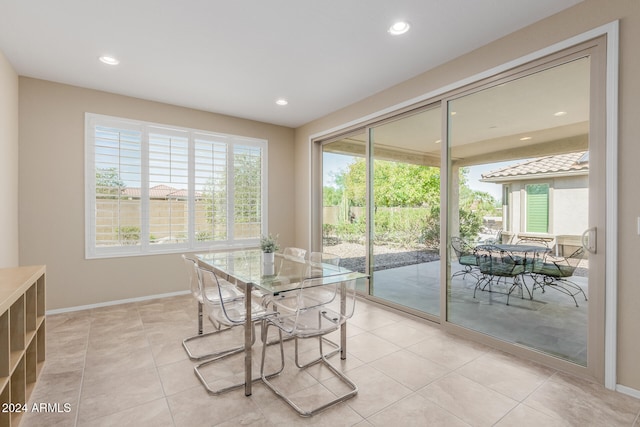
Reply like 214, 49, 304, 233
320, 106, 442, 316
321, 131, 368, 292
315, 38, 607, 381
369, 108, 441, 316
446, 56, 596, 366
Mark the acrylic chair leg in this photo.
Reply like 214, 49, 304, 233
261, 328, 357, 417
196, 321, 284, 396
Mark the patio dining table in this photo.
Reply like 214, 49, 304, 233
473, 243, 552, 303
476, 243, 551, 271
196, 249, 368, 396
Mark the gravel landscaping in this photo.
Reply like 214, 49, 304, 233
324, 242, 440, 273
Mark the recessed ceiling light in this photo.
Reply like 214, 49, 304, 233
434, 139, 441, 144
99, 55, 119, 65
554, 111, 568, 116
520, 136, 532, 141
388, 21, 410, 35
275, 98, 288, 106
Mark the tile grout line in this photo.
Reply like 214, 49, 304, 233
137, 300, 179, 427
72, 311, 92, 427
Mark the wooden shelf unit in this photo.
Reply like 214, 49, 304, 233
0, 266, 46, 427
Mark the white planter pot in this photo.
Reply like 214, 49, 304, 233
262, 252, 275, 263
262, 252, 275, 275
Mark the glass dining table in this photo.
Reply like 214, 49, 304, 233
196, 249, 368, 396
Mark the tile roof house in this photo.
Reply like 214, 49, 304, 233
481, 151, 589, 246
482, 151, 589, 181
120, 185, 195, 199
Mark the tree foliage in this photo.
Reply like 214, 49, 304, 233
233, 150, 261, 223
327, 158, 498, 246
96, 167, 125, 198
341, 159, 442, 208
323, 186, 343, 206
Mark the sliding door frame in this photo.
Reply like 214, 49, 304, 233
441, 39, 607, 383
308, 21, 618, 388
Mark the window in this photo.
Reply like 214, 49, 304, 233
85, 113, 267, 258
525, 183, 549, 233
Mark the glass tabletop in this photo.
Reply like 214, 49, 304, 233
197, 249, 367, 294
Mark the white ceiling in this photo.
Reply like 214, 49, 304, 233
0, 0, 582, 128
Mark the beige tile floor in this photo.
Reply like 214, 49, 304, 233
20, 294, 640, 427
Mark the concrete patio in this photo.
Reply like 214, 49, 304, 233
370, 260, 588, 366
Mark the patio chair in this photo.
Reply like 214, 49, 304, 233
474, 245, 528, 305
516, 236, 550, 247
181, 255, 244, 361
260, 276, 358, 417
515, 237, 550, 272
530, 247, 588, 307
451, 237, 479, 281
484, 229, 512, 244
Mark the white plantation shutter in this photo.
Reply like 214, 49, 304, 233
194, 136, 228, 242
148, 128, 189, 248
85, 113, 266, 259
87, 119, 143, 257
233, 144, 262, 241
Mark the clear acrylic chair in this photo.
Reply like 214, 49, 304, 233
194, 265, 282, 395
181, 255, 244, 360
282, 247, 307, 259
260, 276, 358, 417
269, 253, 338, 313
308, 252, 341, 277
275, 252, 344, 359
309, 251, 340, 265
251, 249, 306, 306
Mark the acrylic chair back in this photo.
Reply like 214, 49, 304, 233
275, 253, 308, 284
282, 247, 307, 260
182, 255, 202, 301
309, 252, 341, 266
308, 252, 341, 278
197, 265, 247, 326
279, 276, 357, 339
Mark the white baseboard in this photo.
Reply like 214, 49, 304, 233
617, 384, 640, 400
45, 290, 191, 315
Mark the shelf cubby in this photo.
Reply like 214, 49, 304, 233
0, 266, 46, 427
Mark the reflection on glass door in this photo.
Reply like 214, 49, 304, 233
447, 58, 591, 365
369, 108, 442, 316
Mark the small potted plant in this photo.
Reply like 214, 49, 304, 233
260, 233, 279, 253
260, 233, 279, 264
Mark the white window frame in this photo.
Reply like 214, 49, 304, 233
85, 113, 268, 259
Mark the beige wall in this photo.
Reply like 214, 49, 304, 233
293, 0, 640, 390
0, 50, 19, 268
18, 78, 295, 310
